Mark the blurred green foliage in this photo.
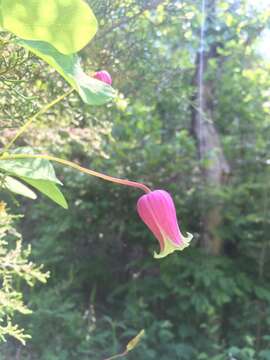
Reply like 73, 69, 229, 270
0, 202, 49, 346
1, 0, 270, 359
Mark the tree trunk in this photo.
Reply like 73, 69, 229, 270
191, 0, 230, 255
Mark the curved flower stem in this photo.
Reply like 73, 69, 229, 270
0, 153, 152, 194
1, 89, 74, 154
103, 350, 128, 360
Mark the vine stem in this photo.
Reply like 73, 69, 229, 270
103, 350, 128, 360
2, 89, 74, 154
0, 153, 152, 194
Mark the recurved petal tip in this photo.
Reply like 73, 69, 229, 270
154, 232, 193, 259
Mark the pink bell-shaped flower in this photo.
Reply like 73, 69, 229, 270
137, 190, 193, 259
94, 70, 112, 85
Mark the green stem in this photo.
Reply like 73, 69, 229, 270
103, 350, 128, 360
0, 153, 151, 194
2, 89, 74, 154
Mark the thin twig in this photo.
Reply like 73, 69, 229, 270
103, 350, 128, 360
96, 0, 166, 40
1, 89, 74, 154
0, 153, 152, 194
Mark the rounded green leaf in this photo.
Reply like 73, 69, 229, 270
2, 0, 98, 54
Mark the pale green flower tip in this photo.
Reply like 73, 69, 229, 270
154, 248, 174, 259
153, 232, 193, 259
184, 232, 193, 244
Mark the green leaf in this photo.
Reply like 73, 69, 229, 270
2, 0, 98, 54
3, 176, 37, 199
17, 39, 116, 105
0, 148, 62, 184
255, 286, 270, 301
20, 177, 68, 209
0, 148, 67, 207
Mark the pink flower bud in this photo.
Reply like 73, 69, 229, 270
137, 190, 193, 259
94, 70, 112, 85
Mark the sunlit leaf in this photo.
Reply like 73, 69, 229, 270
0, 149, 67, 208
0, 148, 62, 184
3, 176, 37, 199
17, 39, 116, 105
20, 177, 68, 209
2, 0, 98, 54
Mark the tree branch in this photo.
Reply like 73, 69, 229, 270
96, 0, 167, 40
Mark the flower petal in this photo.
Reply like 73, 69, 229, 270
137, 193, 165, 250
154, 232, 193, 259
137, 190, 193, 258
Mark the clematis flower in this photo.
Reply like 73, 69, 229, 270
137, 190, 193, 259
94, 70, 112, 85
